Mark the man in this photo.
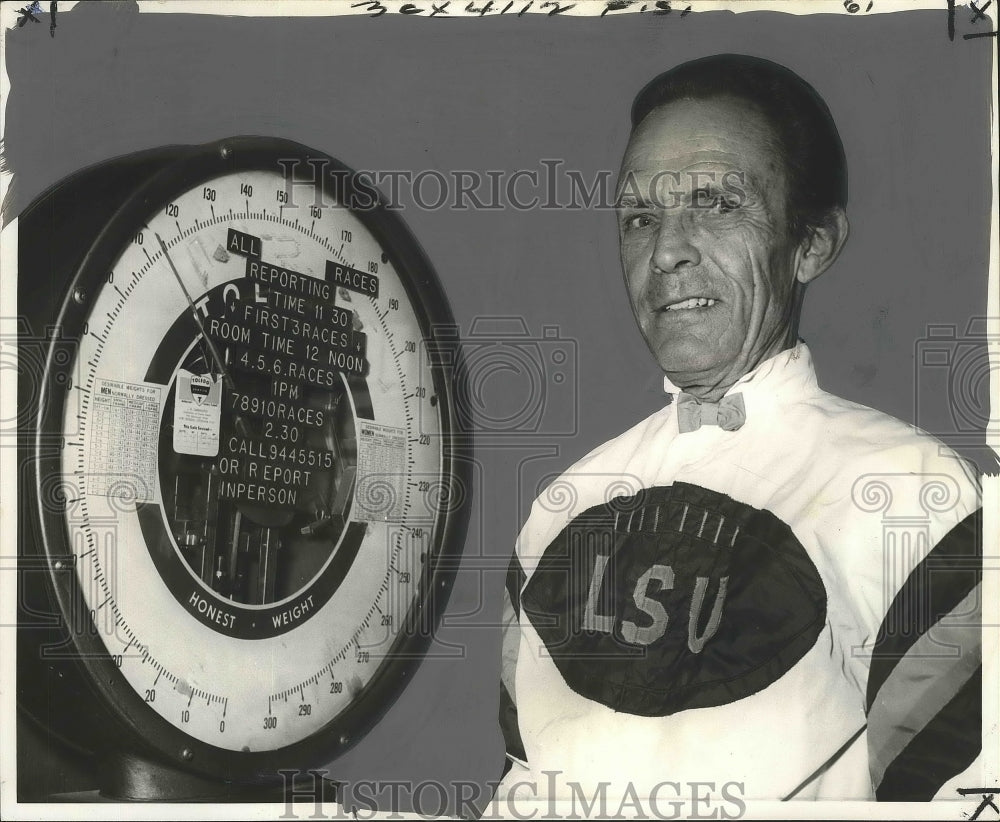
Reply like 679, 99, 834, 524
496, 54, 982, 807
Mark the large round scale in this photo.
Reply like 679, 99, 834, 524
17, 137, 470, 790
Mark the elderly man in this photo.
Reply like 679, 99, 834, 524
496, 54, 982, 808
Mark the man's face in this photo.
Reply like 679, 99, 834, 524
617, 96, 803, 392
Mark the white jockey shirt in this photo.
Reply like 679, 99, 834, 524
499, 342, 982, 803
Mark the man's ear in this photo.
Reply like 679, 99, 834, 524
795, 208, 850, 285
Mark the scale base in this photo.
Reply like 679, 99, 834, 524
19, 718, 339, 803
99, 752, 313, 802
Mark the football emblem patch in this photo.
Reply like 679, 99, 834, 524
520, 482, 827, 716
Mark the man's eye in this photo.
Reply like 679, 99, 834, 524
715, 194, 741, 214
624, 214, 655, 230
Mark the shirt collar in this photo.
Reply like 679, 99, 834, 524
662, 341, 820, 406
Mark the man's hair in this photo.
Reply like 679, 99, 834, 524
631, 54, 848, 242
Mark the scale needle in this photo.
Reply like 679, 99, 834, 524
155, 231, 236, 393
156, 231, 253, 441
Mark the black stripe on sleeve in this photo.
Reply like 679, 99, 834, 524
866, 508, 982, 709
875, 666, 981, 801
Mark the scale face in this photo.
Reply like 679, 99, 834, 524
23, 137, 468, 779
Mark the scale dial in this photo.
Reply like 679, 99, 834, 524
24, 138, 468, 779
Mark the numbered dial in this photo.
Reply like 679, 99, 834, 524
51, 142, 460, 759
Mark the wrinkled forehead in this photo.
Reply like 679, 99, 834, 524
618, 97, 787, 204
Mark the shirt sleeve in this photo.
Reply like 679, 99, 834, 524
865, 506, 983, 800
832, 441, 984, 801
498, 552, 527, 777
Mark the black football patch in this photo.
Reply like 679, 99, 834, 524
520, 482, 827, 716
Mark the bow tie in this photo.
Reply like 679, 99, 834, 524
676, 392, 746, 434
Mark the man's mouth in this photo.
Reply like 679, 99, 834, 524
659, 297, 718, 312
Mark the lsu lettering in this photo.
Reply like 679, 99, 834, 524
520, 482, 827, 717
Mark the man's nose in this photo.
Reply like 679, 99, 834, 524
650, 215, 701, 274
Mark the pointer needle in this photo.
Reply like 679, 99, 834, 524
156, 231, 252, 441
155, 231, 236, 393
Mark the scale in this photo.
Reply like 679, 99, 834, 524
15, 136, 471, 801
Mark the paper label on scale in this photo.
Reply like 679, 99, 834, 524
355, 421, 407, 522
173, 369, 222, 457
89, 379, 161, 502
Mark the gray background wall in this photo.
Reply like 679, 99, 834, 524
4, 1, 993, 811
